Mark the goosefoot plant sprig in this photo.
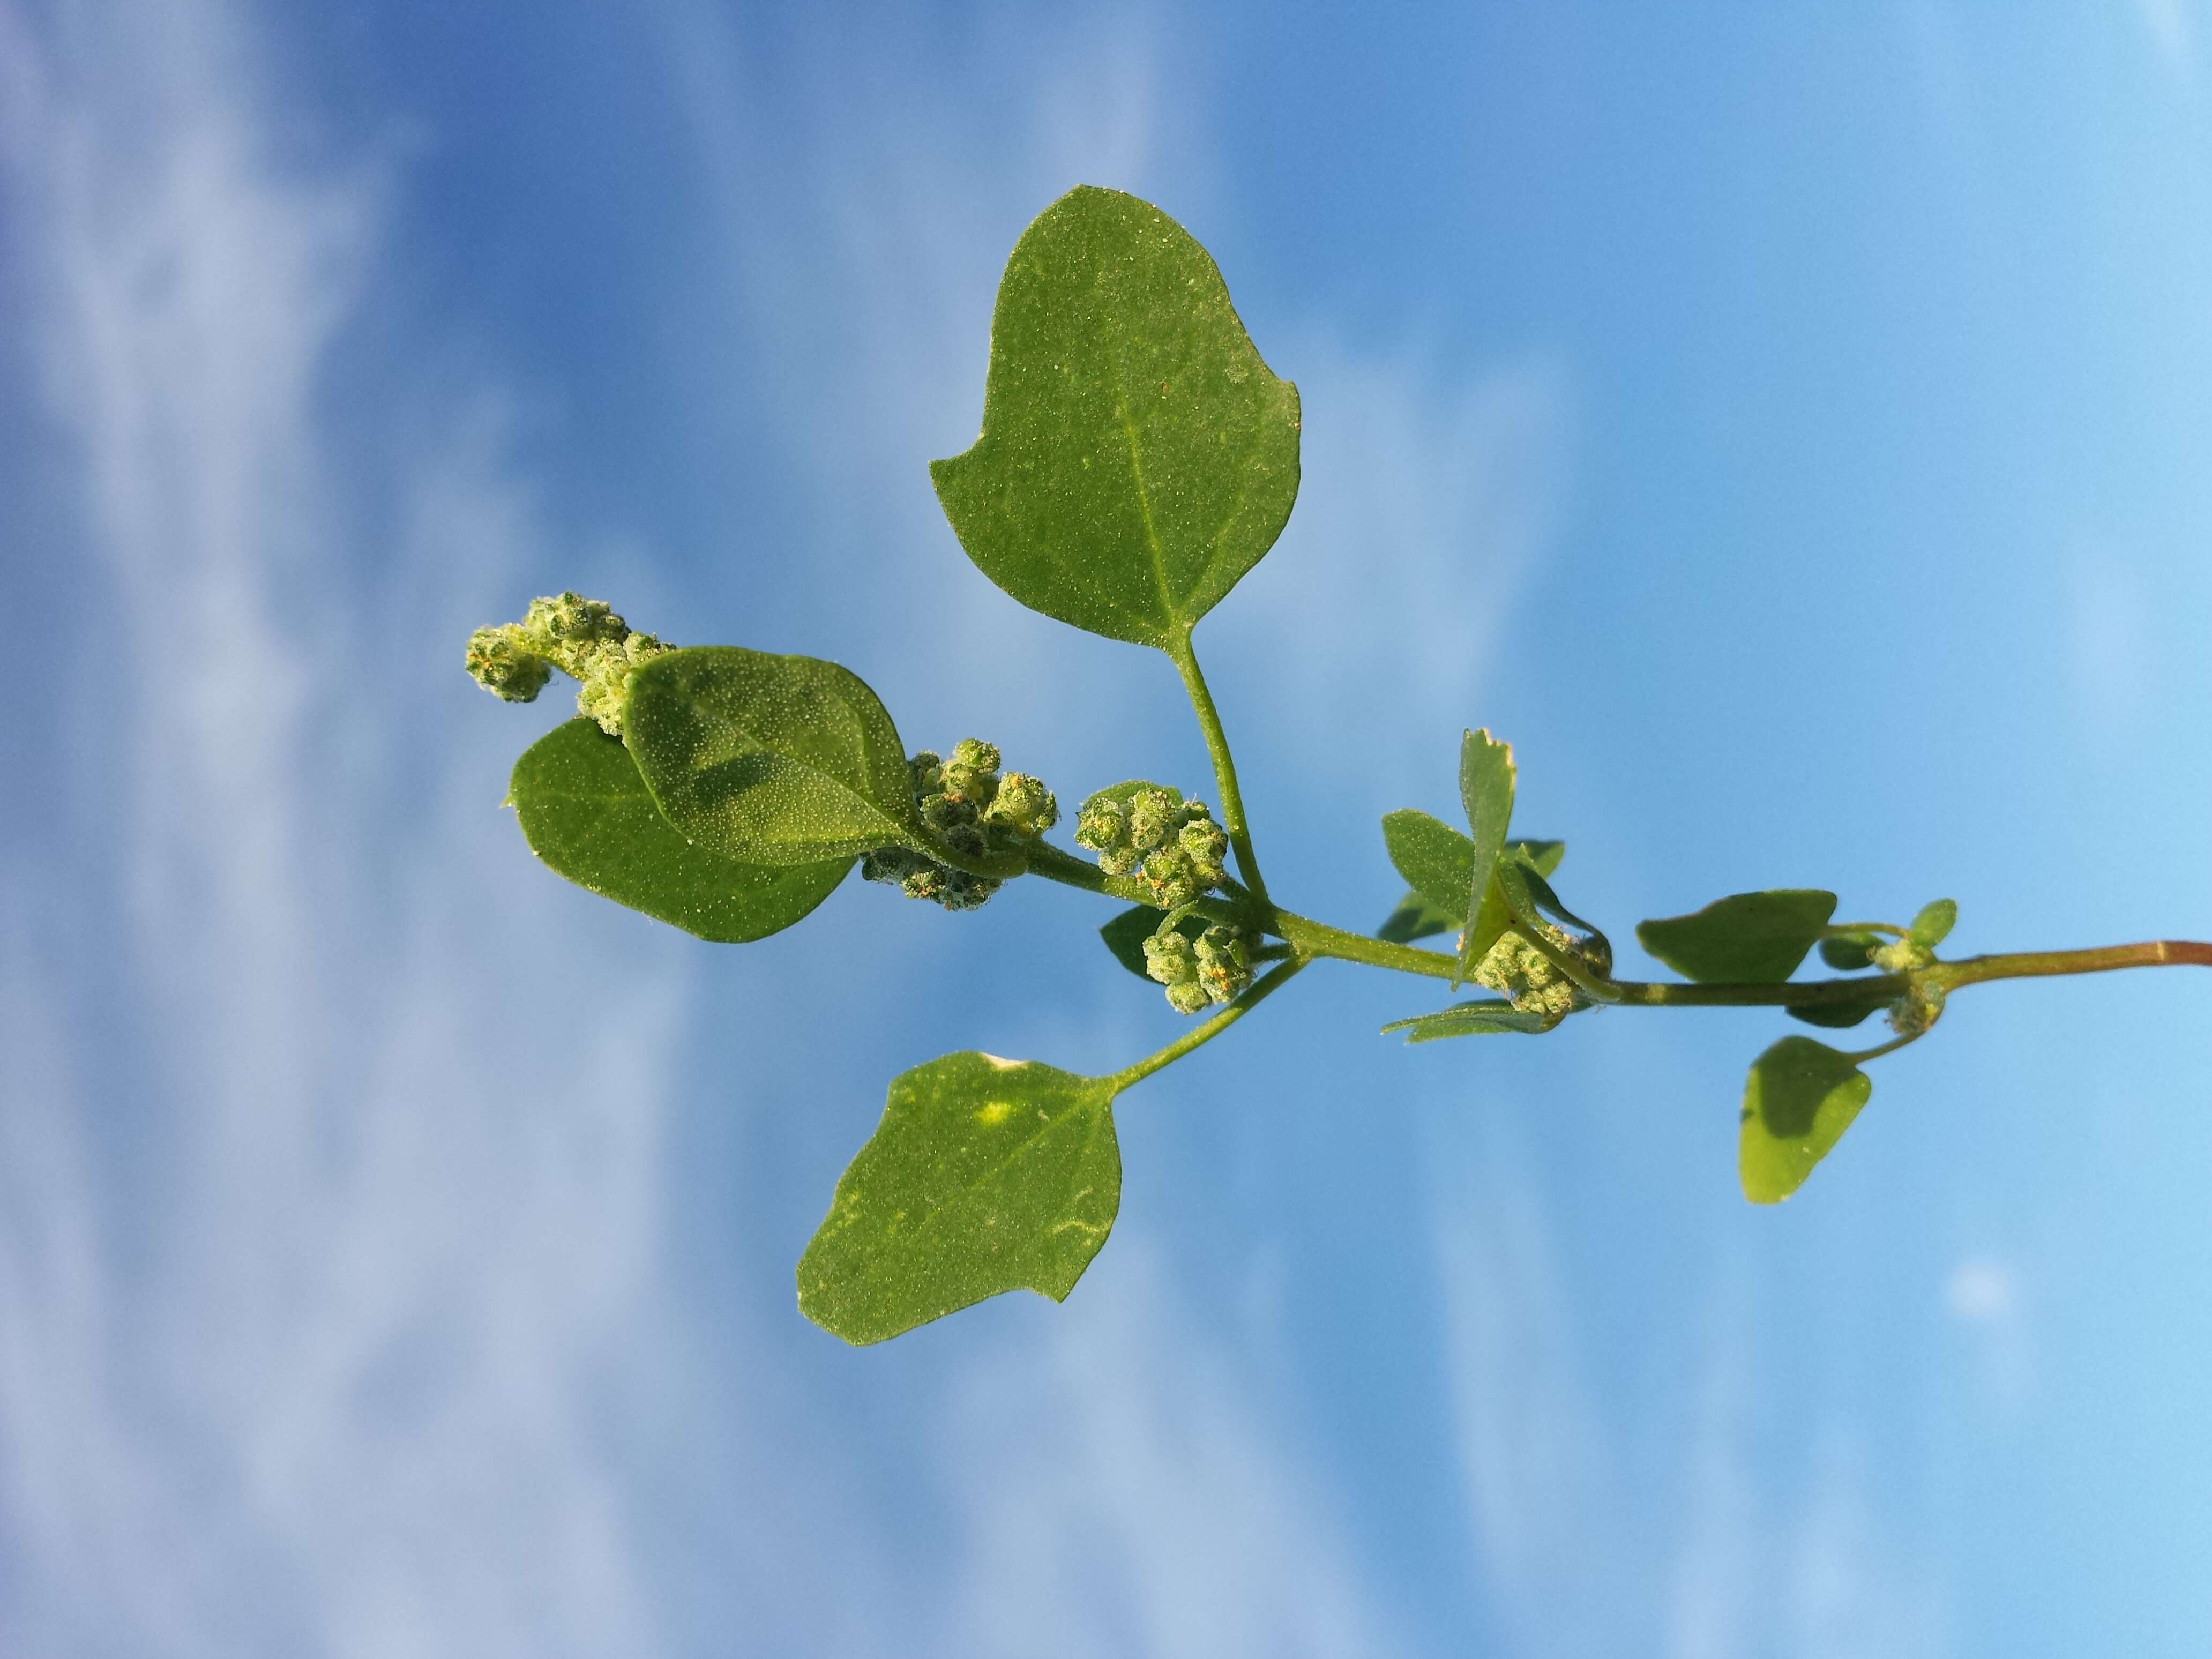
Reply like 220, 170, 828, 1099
467, 186, 2212, 1346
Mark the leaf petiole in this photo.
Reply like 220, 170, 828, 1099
1168, 631, 1269, 905
1107, 956, 1309, 1091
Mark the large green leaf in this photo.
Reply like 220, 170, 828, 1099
1636, 890, 1837, 983
1377, 888, 1458, 944
624, 647, 924, 865
1455, 730, 1518, 985
1376, 836, 1561, 945
1382, 810, 1477, 917
930, 186, 1301, 648
509, 719, 851, 941
1382, 1000, 1557, 1042
798, 1053, 1120, 1345
1739, 1036, 1873, 1202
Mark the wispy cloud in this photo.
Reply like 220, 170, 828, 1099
0, 4, 692, 1651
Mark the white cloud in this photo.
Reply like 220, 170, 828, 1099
936, 1238, 1393, 1658
2138, 0, 2198, 79
1214, 340, 1571, 803
0, 5, 691, 1652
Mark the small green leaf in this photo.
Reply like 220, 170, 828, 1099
1512, 840, 1566, 878
1382, 810, 1477, 918
1785, 996, 1890, 1029
625, 647, 924, 865
1100, 903, 1206, 980
1637, 890, 1838, 983
1455, 730, 1517, 985
1382, 1000, 1557, 1041
1498, 858, 1606, 942
1377, 888, 1458, 944
797, 1053, 1120, 1345
1739, 1036, 1873, 1202
1818, 930, 1883, 972
1378, 838, 1560, 946
931, 186, 1301, 649
509, 719, 851, 941
1909, 899, 1957, 949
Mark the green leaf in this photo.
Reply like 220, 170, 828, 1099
624, 646, 924, 865
1739, 1036, 1873, 1203
1909, 898, 1957, 949
1785, 996, 1889, 1029
930, 186, 1301, 649
1377, 888, 1458, 944
509, 719, 851, 941
1455, 730, 1517, 985
1382, 1000, 1557, 1041
1636, 890, 1838, 983
797, 1052, 1120, 1345
1099, 903, 1206, 980
1377, 837, 1560, 946
1818, 930, 1884, 972
1382, 810, 1477, 918
1512, 839, 1566, 879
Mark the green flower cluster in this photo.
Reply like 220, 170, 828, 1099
1072, 786, 1230, 909
861, 739, 1059, 911
1472, 926, 1581, 1025
1144, 922, 1254, 1014
465, 593, 674, 736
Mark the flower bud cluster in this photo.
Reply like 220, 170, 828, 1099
465, 592, 674, 736
1072, 787, 1230, 909
1144, 922, 1254, 1015
1472, 925, 1580, 1023
1869, 937, 1934, 975
861, 739, 1060, 912
1887, 979, 1946, 1038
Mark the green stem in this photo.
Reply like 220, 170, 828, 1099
1604, 974, 1909, 1008
1271, 910, 1460, 980
1929, 940, 2212, 989
1108, 956, 1310, 1091
1020, 840, 1156, 904
1167, 631, 1269, 905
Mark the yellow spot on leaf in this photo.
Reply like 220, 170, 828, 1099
977, 1098, 1014, 1125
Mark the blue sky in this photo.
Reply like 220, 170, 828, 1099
5, 2, 2212, 1654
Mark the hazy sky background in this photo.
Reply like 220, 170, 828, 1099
5, 2, 2212, 1654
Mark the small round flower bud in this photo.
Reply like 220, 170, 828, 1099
1074, 797, 1127, 851
985, 773, 1059, 838
909, 751, 945, 796
465, 625, 552, 702
1194, 924, 1252, 1004
1871, 938, 1933, 974
1177, 818, 1228, 884
1165, 979, 1214, 1015
1127, 788, 1178, 853
941, 738, 1002, 806
1142, 847, 1204, 909
526, 592, 630, 655
1888, 981, 1946, 1038
1144, 929, 1199, 987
